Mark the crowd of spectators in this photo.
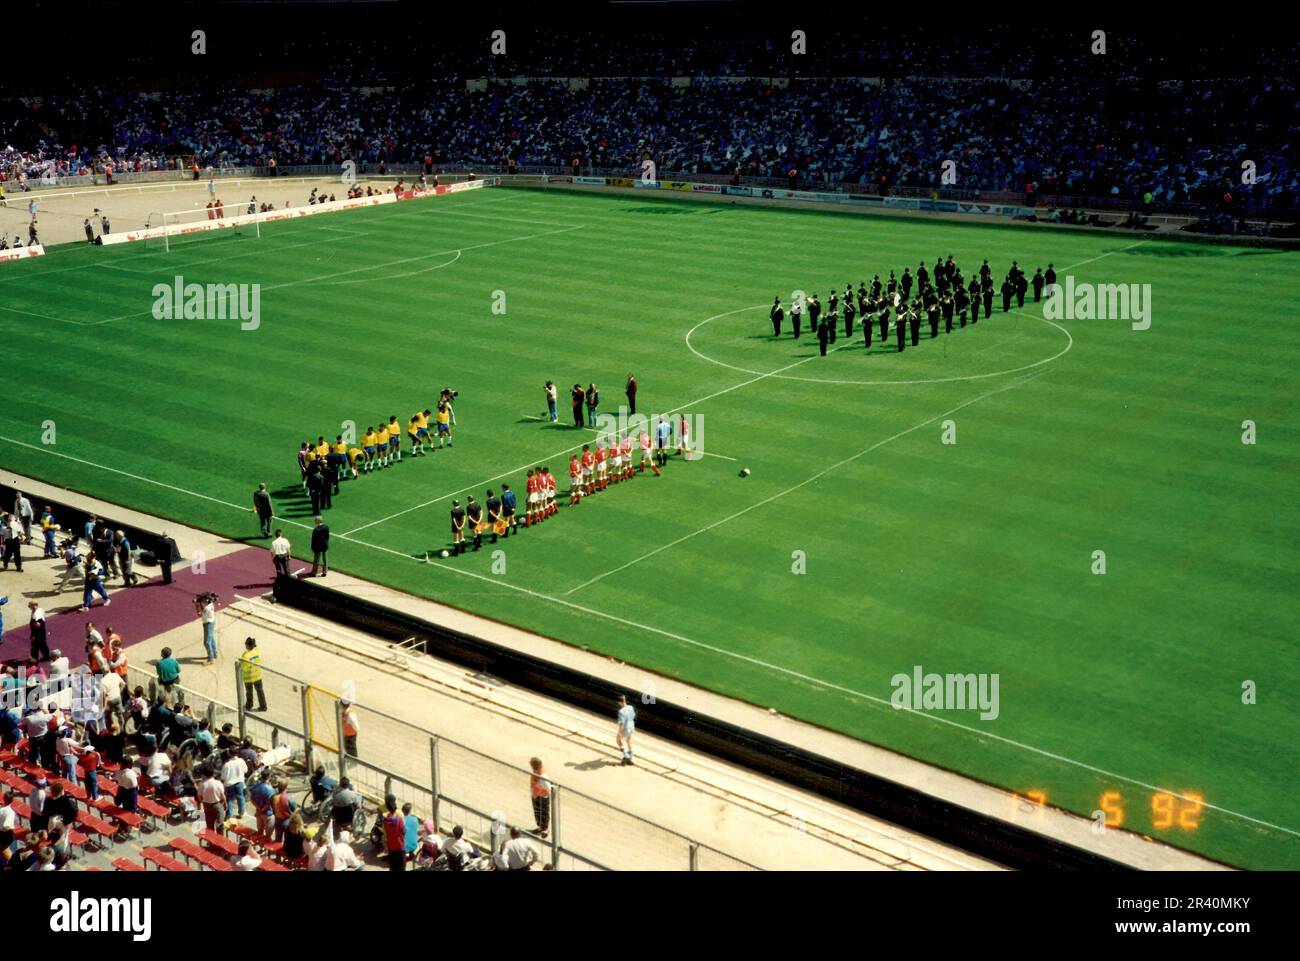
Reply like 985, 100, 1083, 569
1, 28, 1296, 214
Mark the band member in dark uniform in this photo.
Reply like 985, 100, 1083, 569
450, 500, 467, 554
857, 283, 868, 317
982, 279, 994, 318
917, 261, 929, 292
886, 271, 897, 298
943, 292, 956, 331
901, 268, 913, 301
1044, 263, 1057, 295
864, 298, 875, 349
1032, 268, 1046, 302
791, 298, 803, 338
843, 294, 855, 339
895, 310, 907, 352
969, 278, 982, 322
980, 259, 992, 286
828, 290, 839, 317
466, 496, 484, 551
1001, 275, 1014, 312
879, 298, 891, 342
908, 299, 921, 346
816, 316, 829, 356
827, 308, 837, 344
871, 275, 882, 299
1015, 269, 1028, 308
927, 297, 940, 338
955, 285, 969, 328
808, 293, 821, 334
770, 296, 784, 336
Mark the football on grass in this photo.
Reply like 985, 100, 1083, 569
439, 549, 451, 558
739, 468, 751, 477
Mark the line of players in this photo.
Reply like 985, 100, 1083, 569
297, 400, 455, 487
770, 258, 1058, 355
446, 419, 689, 554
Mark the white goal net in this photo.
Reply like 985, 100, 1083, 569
145, 198, 263, 252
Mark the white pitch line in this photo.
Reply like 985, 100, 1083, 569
318, 249, 461, 286
57, 223, 588, 330
564, 370, 1048, 596
332, 487, 1297, 843
2, 427, 1294, 840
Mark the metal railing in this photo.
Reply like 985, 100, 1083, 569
121, 646, 756, 869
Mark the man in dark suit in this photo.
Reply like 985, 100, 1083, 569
310, 516, 330, 577
770, 296, 784, 337
625, 373, 637, 415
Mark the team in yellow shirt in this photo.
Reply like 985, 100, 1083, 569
297, 401, 452, 482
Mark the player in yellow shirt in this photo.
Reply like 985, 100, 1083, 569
435, 402, 452, 449
407, 414, 424, 456
414, 409, 431, 453
386, 415, 403, 464
361, 426, 379, 473
346, 446, 364, 478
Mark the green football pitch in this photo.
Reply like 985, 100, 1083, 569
2, 186, 1297, 868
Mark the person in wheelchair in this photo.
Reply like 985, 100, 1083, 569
309, 764, 337, 805
328, 777, 362, 834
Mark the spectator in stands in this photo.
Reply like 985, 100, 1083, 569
142, 745, 172, 789
401, 802, 420, 863
330, 778, 361, 834
156, 647, 181, 693
97, 722, 126, 767
215, 723, 239, 752
116, 763, 139, 813
28, 777, 49, 833
283, 812, 307, 861
124, 687, 149, 733
442, 825, 480, 870
219, 749, 249, 817
497, 826, 540, 871
251, 770, 276, 836
233, 840, 262, 870
271, 781, 296, 841
194, 719, 215, 753
43, 782, 76, 836
199, 769, 227, 832
0, 792, 16, 856
382, 795, 406, 871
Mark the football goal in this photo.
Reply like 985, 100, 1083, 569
145, 199, 263, 252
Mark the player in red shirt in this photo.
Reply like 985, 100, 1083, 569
606, 436, 622, 485
594, 443, 608, 491
569, 455, 583, 505
638, 431, 661, 476
544, 467, 558, 515
620, 434, 634, 481
675, 414, 690, 458
525, 468, 541, 526
580, 445, 596, 496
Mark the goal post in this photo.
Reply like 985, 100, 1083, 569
144, 199, 263, 253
